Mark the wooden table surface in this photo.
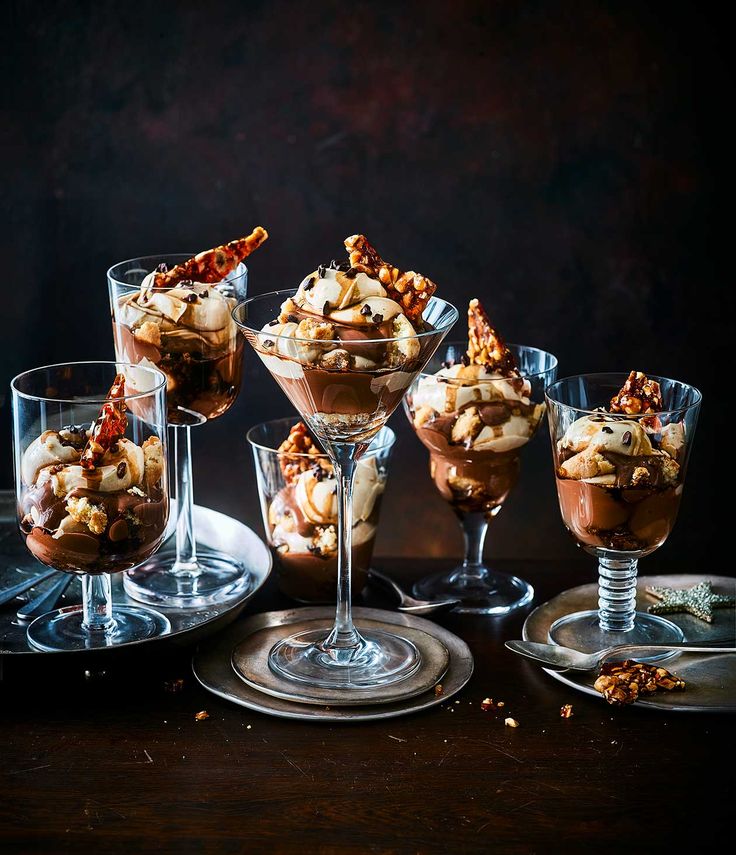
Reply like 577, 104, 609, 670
0, 558, 732, 854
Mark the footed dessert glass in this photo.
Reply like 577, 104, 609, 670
11, 361, 170, 651
404, 341, 558, 614
108, 255, 250, 607
546, 373, 701, 653
248, 417, 395, 602
234, 291, 458, 690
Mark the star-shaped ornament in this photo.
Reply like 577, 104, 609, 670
646, 581, 736, 623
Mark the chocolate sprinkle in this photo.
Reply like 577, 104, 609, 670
345, 267, 358, 279
156, 262, 168, 273
461, 354, 470, 367
360, 304, 372, 316
304, 276, 315, 291
269, 319, 280, 326
116, 461, 127, 478
329, 259, 339, 269
286, 314, 299, 323
601, 425, 614, 434
372, 313, 384, 324
323, 301, 330, 316
263, 339, 275, 348
317, 264, 326, 278
622, 430, 632, 446
184, 292, 198, 303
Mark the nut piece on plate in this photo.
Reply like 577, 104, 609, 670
277, 422, 332, 483
343, 234, 437, 323
593, 660, 685, 706
609, 371, 663, 416
466, 298, 518, 377
560, 704, 574, 718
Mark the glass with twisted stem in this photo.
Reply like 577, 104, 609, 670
108, 255, 250, 608
11, 361, 170, 651
546, 373, 701, 653
233, 291, 458, 690
404, 342, 558, 614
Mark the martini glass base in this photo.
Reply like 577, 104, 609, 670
548, 609, 684, 661
124, 549, 252, 608
27, 604, 170, 652
268, 626, 422, 690
413, 566, 534, 615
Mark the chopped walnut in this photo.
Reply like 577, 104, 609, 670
610, 371, 663, 416
560, 704, 574, 718
593, 660, 685, 706
504, 717, 520, 728
134, 321, 162, 348
194, 710, 210, 721
480, 698, 494, 711
466, 298, 518, 376
434, 684, 444, 696
65, 496, 108, 535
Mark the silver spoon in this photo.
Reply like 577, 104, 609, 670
505, 640, 736, 672
16, 573, 74, 623
368, 569, 460, 615
0, 568, 58, 606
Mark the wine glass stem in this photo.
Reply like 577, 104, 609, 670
458, 511, 490, 581
172, 424, 199, 576
324, 444, 362, 651
81, 573, 115, 633
598, 556, 638, 632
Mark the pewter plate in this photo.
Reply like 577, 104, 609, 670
0, 492, 271, 656
231, 617, 450, 706
523, 574, 736, 712
193, 607, 474, 722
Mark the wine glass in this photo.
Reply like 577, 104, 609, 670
404, 342, 558, 613
108, 255, 249, 608
247, 416, 396, 602
11, 361, 170, 651
546, 373, 701, 652
233, 291, 458, 690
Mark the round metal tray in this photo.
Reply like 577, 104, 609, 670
523, 574, 736, 713
0, 492, 271, 656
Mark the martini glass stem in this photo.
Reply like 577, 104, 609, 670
457, 511, 490, 582
323, 443, 363, 654
81, 573, 115, 634
172, 425, 199, 576
598, 556, 638, 632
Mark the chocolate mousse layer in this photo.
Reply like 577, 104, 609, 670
556, 477, 681, 554
114, 321, 243, 423
20, 481, 167, 574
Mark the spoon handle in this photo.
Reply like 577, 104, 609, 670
0, 569, 58, 606
16, 573, 74, 622
367, 569, 406, 603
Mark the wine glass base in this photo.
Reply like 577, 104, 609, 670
124, 549, 252, 608
548, 609, 684, 660
269, 626, 422, 689
27, 604, 170, 652
413, 567, 534, 615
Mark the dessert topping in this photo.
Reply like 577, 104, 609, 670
593, 660, 685, 706
466, 298, 518, 377
609, 370, 663, 416
79, 374, 128, 471
277, 422, 332, 483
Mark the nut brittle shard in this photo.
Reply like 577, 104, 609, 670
343, 234, 437, 323
154, 226, 268, 288
610, 370, 663, 416
466, 298, 518, 376
277, 422, 332, 484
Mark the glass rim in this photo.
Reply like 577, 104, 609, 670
545, 371, 703, 417
232, 289, 459, 346
416, 339, 558, 381
246, 416, 396, 456
10, 360, 168, 405
107, 253, 248, 291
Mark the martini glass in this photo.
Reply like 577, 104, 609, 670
11, 361, 170, 651
233, 291, 458, 690
546, 373, 701, 652
404, 342, 557, 614
108, 255, 249, 608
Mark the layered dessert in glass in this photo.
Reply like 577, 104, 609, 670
546, 370, 701, 653
249, 419, 395, 602
404, 299, 557, 613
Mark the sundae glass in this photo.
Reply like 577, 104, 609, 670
248, 418, 395, 602
546, 371, 701, 652
404, 299, 557, 613
234, 234, 458, 690
108, 227, 268, 607
11, 361, 170, 651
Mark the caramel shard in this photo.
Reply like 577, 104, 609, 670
194, 710, 210, 721
593, 660, 685, 706
610, 371, 663, 416
154, 226, 268, 288
560, 704, 574, 718
277, 421, 332, 483
467, 298, 518, 376
480, 697, 494, 711
434, 684, 444, 696
344, 234, 437, 323
79, 374, 128, 471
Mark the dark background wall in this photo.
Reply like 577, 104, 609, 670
1, 0, 728, 567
